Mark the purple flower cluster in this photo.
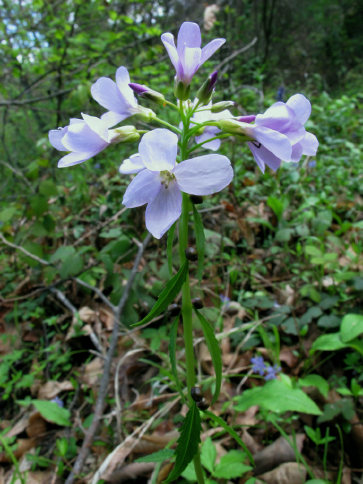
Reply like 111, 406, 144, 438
48, 21, 319, 239
251, 356, 281, 381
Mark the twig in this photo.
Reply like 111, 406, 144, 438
74, 277, 114, 310
73, 207, 128, 246
0, 232, 50, 266
0, 88, 73, 106
64, 232, 151, 484
114, 348, 145, 442
213, 37, 257, 71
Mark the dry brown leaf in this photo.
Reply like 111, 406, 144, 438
241, 429, 263, 454
204, 4, 220, 31
157, 462, 174, 483
78, 306, 97, 323
279, 346, 299, 368
257, 462, 306, 484
104, 462, 154, 483
234, 405, 259, 427
26, 412, 47, 439
6, 471, 60, 484
0, 438, 36, 462
83, 357, 104, 386
37, 380, 74, 400
253, 434, 305, 476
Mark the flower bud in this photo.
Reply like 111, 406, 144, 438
211, 101, 235, 113
197, 398, 210, 410
167, 304, 181, 317
190, 195, 203, 204
194, 126, 205, 137
196, 71, 218, 105
134, 106, 156, 122
108, 126, 140, 144
185, 247, 198, 262
191, 298, 204, 309
219, 119, 245, 135
237, 115, 256, 124
191, 386, 203, 402
174, 78, 190, 101
129, 83, 166, 106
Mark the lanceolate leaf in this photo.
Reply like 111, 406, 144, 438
164, 402, 202, 483
136, 449, 175, 463
132, 260, 189, 327
202, 410, 255, 466
169, 317, 187, 405
192, 203, 205, 283
167, 221, 177, 279
194, 309, 222, 404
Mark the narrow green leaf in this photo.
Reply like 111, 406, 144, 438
132, 260, 189, 327
32, 400, 71, 427
163, 402, 202, 483
202, 410, 255, 466
192, 203, 205, 283
194, 309, 222, 404
169, 317, 187, 405
167, 222, 177, 279
136, 449, 175, 463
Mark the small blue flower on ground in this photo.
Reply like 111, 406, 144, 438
220, 295, 230, 307
251, 356, 267, 376
50, 396, 64, 408
264, 364, 282, 381
308, 159, 316, 168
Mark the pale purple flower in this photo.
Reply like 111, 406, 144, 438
119, 153, 146, 174
91, 66, 154, 127
50, 396, 64, 408
264, 364, 281, 381
191, 100, 234, 151
220, 295, 230, 307
49, 114, 110, 168
161, 22, 225, 88
122, 129, 233, 239
251, 356, 266, 376
241, 94, 319, 173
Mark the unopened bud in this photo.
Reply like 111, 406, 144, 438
196, 71, 218, 105
211, 101, 235, 113
194, 126, 205, 136
108, 126, 140, 144
174, 78, 190, 101
134, 106, 156, 122
191, 298, 204, 309
167, 304, 181, 317
129, 83, 166, 106
191, 386, 203, 402
185, 247, 198, 262
237, 115, 256, 124
190, 195, 203, 204
219, 118, 245, 136
197, 398, 210, 410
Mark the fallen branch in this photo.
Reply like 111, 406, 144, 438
64, 232, 151, 484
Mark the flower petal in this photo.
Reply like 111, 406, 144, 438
247, 125, 292, 162
122, 169, 162, 208
255, 102, 305, 144
286, 94, 311, 125
101, 111, 130, 127
115, 66, 137, 107
179, 46, 201, 83
177, 22, 201, 50
173, 154, 233, 195
62, 121, 108, 153
161, 33, 179, 71
300, 131, 319, 156
49, 127, 68, 151
91, 77, 130, 114
139, 129, 177, 171
247, 142, 281, 173
58, 151, 98, 168
145, 181, 182, 239
81, 113, 109, 141
119, 154, 145, 174
291, 142, 304, 163
195, 127, 221, 151
200, 38, 226, 65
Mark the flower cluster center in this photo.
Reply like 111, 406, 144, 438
160, 170, 176, 189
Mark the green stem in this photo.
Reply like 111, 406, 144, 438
178, 107, 205, 484
188, 134, 231, 154
153, 117, 181, 134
